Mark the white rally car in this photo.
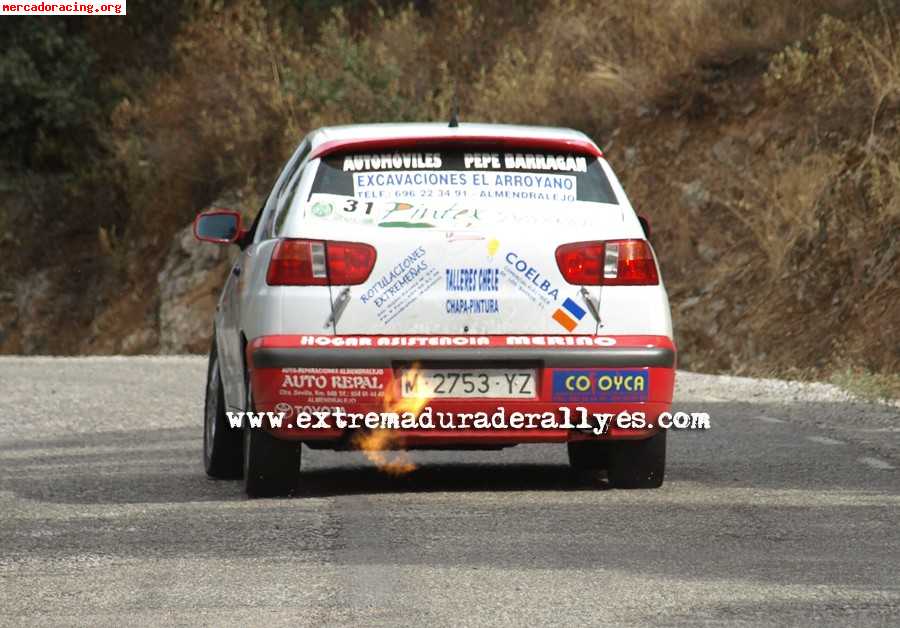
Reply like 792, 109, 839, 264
195, 123, 675, 496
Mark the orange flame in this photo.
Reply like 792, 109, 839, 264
352, 363, 429, 476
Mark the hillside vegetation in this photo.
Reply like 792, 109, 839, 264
1, 0, 898, 391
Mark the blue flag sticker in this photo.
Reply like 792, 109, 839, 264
552, 296, 587, 332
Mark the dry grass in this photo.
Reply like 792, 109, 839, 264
832, 367, 900, 402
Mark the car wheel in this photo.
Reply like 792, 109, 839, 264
243, 390, 302, 498
203, 338, 243, 479
606, 430, 666, 489
567, 439, 612, 470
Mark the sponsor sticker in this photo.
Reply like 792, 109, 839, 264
551, 369, 649, 402
342, 153, 442, 171
445, 266, 500, 315
278, 367, 387, 406
462, 152, 589, 173
358, 246, 441, 324
500, 249, 587, 332
310, 201, 334, 217
305, 194, 599, 229
340, 152, 589, 174
296, 335, 618, 347
502, 251, 560, 308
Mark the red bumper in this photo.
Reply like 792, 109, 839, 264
247, 334, 675, 446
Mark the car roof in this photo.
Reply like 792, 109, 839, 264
306, 122, 602, 158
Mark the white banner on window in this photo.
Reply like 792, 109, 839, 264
351, 170, 577, 203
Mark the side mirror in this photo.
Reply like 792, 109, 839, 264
638, 215, 651, 239
194, 209, 244, 245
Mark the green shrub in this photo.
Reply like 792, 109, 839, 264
0, 20, 97, 168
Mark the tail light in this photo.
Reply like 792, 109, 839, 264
326, 241, 378, 285
555, 239, 659, 285
267, 239, 376, 286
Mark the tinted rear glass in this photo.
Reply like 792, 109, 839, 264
310, 149, 618, 204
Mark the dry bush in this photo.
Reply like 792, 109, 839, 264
35, 0, 895, 375
301, 7, 449, 126
855, 9, 900, 226
109, 1, 452, 249
108, 0, 303, 243
762, 10, 900, 268
721, 152, 838, 277
457, 0, 863, 135
706, 8, 899, 373
112, 0, 866, 239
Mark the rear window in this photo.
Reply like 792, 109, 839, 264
309, 149, 618, 205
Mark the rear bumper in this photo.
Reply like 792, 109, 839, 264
247, 334, 675, 445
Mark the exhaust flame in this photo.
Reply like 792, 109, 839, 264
353, 363, 429, 476
352, 430, 417, 476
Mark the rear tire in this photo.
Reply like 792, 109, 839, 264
203, 338, 243, 479
567, 440, 612, 470
243, 392, 302, 498
606, 430, 666, 489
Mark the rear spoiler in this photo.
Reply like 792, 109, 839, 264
309, 136, 604, 160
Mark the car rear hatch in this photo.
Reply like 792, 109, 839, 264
296, 195, 633, 336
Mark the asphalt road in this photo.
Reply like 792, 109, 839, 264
1, 357, 898, 626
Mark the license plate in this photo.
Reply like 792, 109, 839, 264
399, 369, 537, 399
